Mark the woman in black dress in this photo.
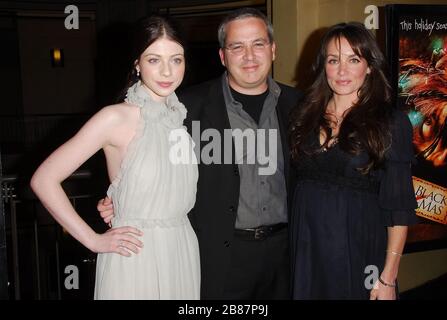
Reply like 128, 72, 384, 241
289, 22, 418, 300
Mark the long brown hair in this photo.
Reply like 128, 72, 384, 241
116, 16, 184, 102
289, 22, 393, 174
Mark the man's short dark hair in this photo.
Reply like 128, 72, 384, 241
217, 7, 274, 48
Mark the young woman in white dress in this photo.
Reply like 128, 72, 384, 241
30, 16, 200, 300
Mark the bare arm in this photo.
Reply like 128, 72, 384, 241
370, 226, 407, 300
30, 106, 143, 256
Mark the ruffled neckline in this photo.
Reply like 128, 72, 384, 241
124, 81, 187, 128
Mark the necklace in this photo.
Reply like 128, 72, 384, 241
321, 99, 343, 152
333, 115, 343, 127
326, 111, 343, 129
327, 99, 348, 128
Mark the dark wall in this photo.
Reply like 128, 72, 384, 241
0, 14, 22, 116
0, 149, 9, 300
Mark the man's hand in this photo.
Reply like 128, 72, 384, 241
97, 196, 114, 226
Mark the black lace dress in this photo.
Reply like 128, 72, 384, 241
291, 110, 418, 299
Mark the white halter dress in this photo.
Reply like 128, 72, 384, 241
94, 82, 200, 299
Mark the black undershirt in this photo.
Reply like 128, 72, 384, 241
230, 87, 269, 125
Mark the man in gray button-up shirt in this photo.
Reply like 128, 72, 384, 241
223, 74, 288, 229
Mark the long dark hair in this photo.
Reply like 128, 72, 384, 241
117, 15, 184, 102
289, 22, 393, 174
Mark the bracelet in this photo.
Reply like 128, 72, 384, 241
378, 276, 396, 288
387, 250, 403, 257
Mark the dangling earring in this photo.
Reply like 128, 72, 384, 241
136, 69, 140, 78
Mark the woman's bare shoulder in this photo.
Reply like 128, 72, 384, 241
96, 102, 140, 125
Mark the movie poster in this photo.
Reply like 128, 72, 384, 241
386, 4, 447, 249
